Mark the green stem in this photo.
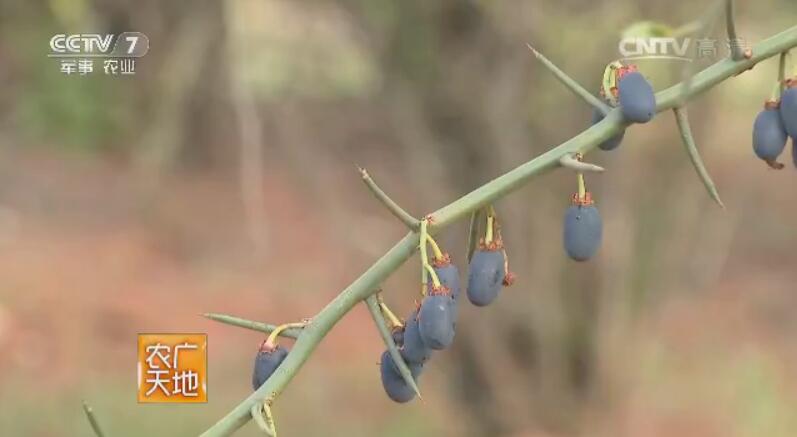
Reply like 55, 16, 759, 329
82, 401, 106, 437
726, 0, 746, 60
673, 107, 725, 208
577, 173, 586, 201
203, 313, 302, 339
199, 24, 797, 437
526, 43, 611, 115
358, 166, 420, 231
779, 52, 788, 97
465, 209, 482, 262
426, 235, 444, 260
364, 295, 421, 398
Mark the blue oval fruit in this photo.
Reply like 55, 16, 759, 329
432, 257, 461, 319
466, 248, 505, 307
591, 107, 626, 151
753, 102, 787, 166
391, 326, 405, 347
400, 310, 432, 364
433, 261, 461, 300
618, 70, 655, 123
252, 343, 289, 390
779, 84, 797, 138
380, 350, 422, 403
563, 200, 603, 262
418, 289, 455, 350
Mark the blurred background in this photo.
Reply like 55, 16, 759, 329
1, 1, 796, 436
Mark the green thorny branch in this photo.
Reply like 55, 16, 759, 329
85, 9, 797, 437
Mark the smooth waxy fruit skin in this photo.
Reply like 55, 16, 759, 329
432, 263, 461, 318
391, 326, 405, 347
380, 350, 422, 403
618, 71, 656, 123
466, 249, 505, 307
434, 264, 461, 299
591, 107, 626, 151
780, 87, 797, 138
400, 310, 433, 364
252, 346, 289, 390
418, 293, 455, 350
753, 107, 788, 161
563, 204, 603, 262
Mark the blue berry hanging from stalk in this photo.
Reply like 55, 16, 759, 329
400, 307, 433, 365
780, 78, 797, 140
466, 207, 515, 307
252, 321, 306, 390
416, 221, 457, 350
753, 96, 788, 170
563, 170, 603, 262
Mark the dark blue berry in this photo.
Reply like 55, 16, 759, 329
753, 103, 787, 163
391, 326, 405, 347
563, 203, 602, 262
618, 71, 656, 123
779, 85, 797, 138
418, 290, 455, 350
380, 350, 422, 403
252, 344, 289, 390
433, 262, 461, 300
466, 248, 505, 307
591, 107, 626, 151
431, 260, 461, 319
400, 310, 432, 364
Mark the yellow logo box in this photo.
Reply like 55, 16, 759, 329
137, 333, 207, 403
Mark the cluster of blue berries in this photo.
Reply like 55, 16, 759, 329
753, 78, 797, 169
380, 213, 516, 403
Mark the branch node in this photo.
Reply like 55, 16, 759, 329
559, 153, 605, 173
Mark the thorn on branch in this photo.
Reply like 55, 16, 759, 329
525, 43, 612, 115
364, 295, 421, 398
82, 400, 107, 437
203, 313, 303, 338
726, 0, 749, 61
559, 153, 605, 173
673, 107, 725, 208
251, 402, 278, 436
358, 166, 420, 231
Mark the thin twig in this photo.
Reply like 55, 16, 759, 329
82, 400, 107, 437
559, 153, 605, 173
202, 313, 302, 338
364, 295, 421, 398
466, 209, 482, 263
525, 43, 612, 115
679, 0, 725, 104
673, 107, 725, 208
358, 166, 420, 230
200, 23, 797, 437
726, 0, 749, 60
